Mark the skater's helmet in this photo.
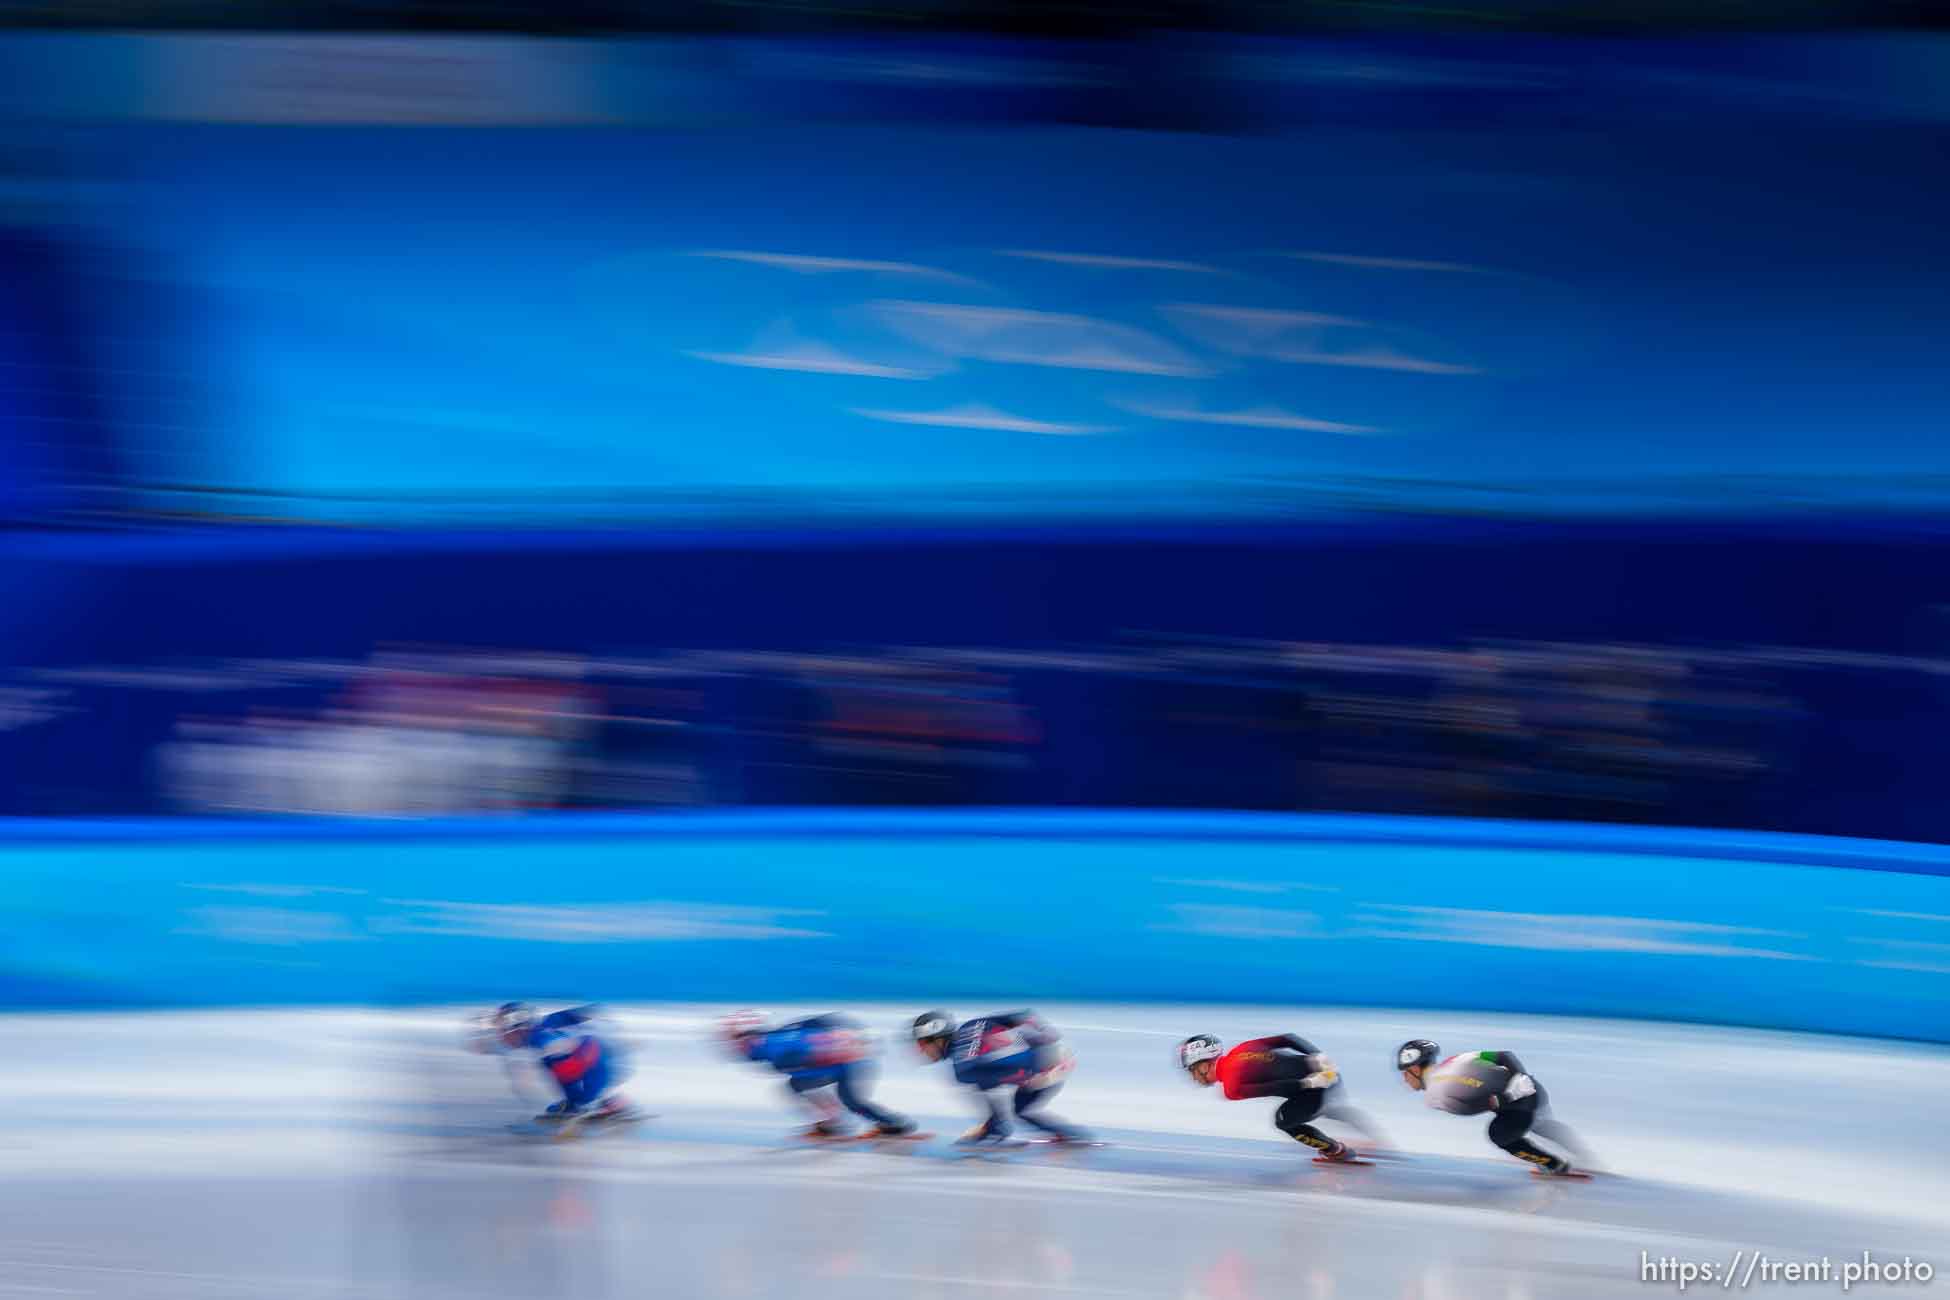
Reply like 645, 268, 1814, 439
1178, 1034, 1224, 1071
911, 1010, 955, 1043
493, 1001, 538, 1045
1395, 1039, 1439, 1072
717, 1009, 767, 1044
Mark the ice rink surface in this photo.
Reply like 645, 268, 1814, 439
5, 1004, 1944, 1298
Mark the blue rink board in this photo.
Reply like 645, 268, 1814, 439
7, 810, 1947, 1041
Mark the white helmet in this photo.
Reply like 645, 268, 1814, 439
493, 1001, 538, 1035
1178, 1034, 1224, 1070
717, 1009, 767, 1042
911, 1010, 955, 1042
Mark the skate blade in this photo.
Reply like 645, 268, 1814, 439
588, 1110, 652, 1127
853, 1131, 934, 1143
953, 1138, 1033, 1154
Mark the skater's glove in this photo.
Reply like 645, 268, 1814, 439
959, 1123, 997, 1144
1301, 1055, 1339, 1089
1502, 1073, 1537, 1103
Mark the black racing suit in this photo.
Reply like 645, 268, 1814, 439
1214, 1034, 1382, 1156
1427, 1051, 1589, 1173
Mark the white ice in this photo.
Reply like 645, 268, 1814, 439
3, 1005, 1942, 1298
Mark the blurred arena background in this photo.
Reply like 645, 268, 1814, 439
4, 1, 1950, 836
5, 0, 1950, 1016
1, 1, 1948, 1294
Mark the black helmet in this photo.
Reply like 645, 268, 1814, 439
912, 1010, 955, 1042
1396, 1038, 1439, 1071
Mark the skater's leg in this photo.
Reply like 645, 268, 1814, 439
1530, 1112, 1597, 1169
1274, 1091, 1350, 1158
833, 1063, 911, 1132
787, 1072, 847, 1135
1013, 1083, 1086, 1140
532, 1056, 638, 1125
1319, 1098, 1391, 1148
1487, 1097, 1571, 1173
573, 1052, 637, 1117
958, 1088, 1012, 1143
559, 1055, 611, 1113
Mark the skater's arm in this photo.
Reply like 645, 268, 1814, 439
746, 1033, 792, 1070
803, 1023, 870, 1067
1220, 1037, 1336, 1098
539, 1032, 601, 1083
1222, 1074, 1307, 1101
953, 1017, 1030, 1073
1478, 1052, 1535, 1107
1234, 1034, 1319, 1060
761, 1026, 847, 1072
990, 1010, 1059, 1047
1269, 1035, 1338, 1085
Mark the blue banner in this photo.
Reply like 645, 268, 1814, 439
6, 811, 1948, 1042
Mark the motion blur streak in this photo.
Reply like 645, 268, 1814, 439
4, 1, 1948, 1296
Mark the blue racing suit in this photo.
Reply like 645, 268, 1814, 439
947, 1011, 1082, 1141
746, 1013, 906, 1130
528, 1007, 627, 1112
